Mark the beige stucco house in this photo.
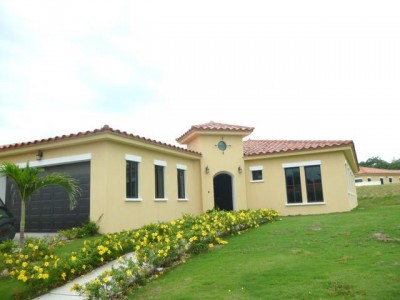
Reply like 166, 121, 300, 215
0, 121, 359, 233
355, 166, 400, 186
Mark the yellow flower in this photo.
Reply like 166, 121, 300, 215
126, 270, 133, 277
44, 261, 50, 267
70, 256, 77, 262
102, 277, 109, 283
208, 243, 214, 248
71, 269, 75, 274
42, 273, 49, 279
82, 265, 86, 270
61, 272, 67, 280
22, 262, 28, 268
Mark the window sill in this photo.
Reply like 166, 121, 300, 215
154, 198, 168, 202
125, 198, 143, 202
250, 180, 264, 183
177, 198, 189, 202
286, 202, 325, 207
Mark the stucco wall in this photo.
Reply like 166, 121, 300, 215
0, 135, 202, 233
92, 140, 202, 233
185, 133, 247, 211
244, 151, 358, 215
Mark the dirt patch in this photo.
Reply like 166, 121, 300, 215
372, 233, 400, 242
308, 225, 322, 231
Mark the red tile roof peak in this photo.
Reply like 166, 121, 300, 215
177, 121, 254, 143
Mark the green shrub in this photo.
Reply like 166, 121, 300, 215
0, 240, 17, 254
59, 220, 99, 240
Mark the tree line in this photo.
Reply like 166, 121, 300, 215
359, 156, 400, 170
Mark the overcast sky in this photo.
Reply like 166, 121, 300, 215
1, 0, 399, 162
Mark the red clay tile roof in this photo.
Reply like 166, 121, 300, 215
0, 125, 201, 156
177, 121, 254, 143
357, 166, 400, 175
244, 139, 355, 156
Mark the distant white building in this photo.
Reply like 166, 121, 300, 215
355, 167, 400, 186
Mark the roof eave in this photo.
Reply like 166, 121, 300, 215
177, 128, 254, 145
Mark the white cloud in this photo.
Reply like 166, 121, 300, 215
0, 0, 399, 162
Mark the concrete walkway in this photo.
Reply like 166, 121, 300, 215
34, 253, 136, 300
13, 233, 135, 299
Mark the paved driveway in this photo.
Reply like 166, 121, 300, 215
14, 232, 59, 240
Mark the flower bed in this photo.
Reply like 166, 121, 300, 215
0, 208, 279, 299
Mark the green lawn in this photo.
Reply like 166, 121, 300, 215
129, 200, 400, 299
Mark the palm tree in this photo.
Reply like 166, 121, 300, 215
0, 162, 81, 247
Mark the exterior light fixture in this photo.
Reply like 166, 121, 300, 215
238, 166, 242, 174
205, 166, 210, 174
36, 150, 43, 161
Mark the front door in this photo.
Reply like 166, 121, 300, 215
213, 173, 233, 210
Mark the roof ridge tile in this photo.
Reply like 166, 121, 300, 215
0, 126, 201, 156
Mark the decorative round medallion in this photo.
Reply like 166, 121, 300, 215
217, 140, 227, 151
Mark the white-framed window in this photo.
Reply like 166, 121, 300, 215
283, 161, 325, 205
177, 164, 187, 200
355, 178, 363, 183
125, 154, 142, 200
345, 162, 355, 196
154, 160, 167, 200
250, 166, 263, 182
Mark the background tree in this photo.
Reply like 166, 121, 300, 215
359, 156, 400, 170
359, 156, 390, 169
389, 158, 400, 170
0, 162, 81, 247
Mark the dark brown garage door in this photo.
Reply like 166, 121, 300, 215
5, 162, 90, 232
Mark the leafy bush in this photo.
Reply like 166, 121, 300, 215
58, 220, 99, 240
0, 239, 16, 254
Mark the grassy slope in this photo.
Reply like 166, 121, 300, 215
130, 189, 400, 299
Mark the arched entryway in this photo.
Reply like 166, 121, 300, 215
213, 173, 233, 210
